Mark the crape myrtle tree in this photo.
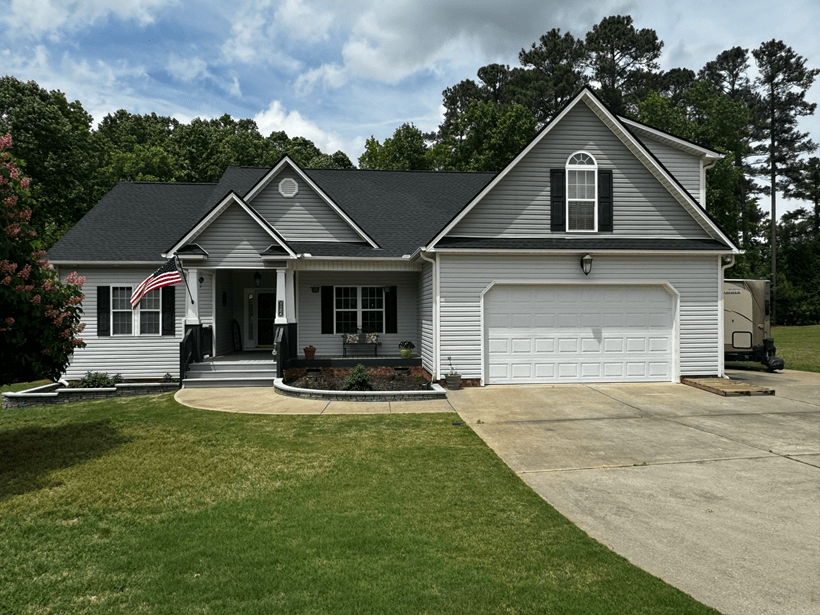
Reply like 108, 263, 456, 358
751, 40, 819, 325
0, 134, 86, 385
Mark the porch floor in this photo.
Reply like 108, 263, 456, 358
204, 350, 422, 369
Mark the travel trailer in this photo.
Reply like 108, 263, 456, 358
724, 279, 784, 371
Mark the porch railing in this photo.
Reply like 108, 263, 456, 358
180, 328, 196, 387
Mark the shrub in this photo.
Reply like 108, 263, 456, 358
343, 364, 372, 391
69, 372, 124, 388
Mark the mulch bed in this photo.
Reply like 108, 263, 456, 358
286, 373, 432, 391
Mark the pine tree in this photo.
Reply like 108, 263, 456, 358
751, 40, 819, 324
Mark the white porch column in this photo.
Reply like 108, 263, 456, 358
185, 267, 200, 324
285, 271, 296, 323
275, 269, 287, 324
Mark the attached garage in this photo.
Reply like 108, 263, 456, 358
484, 283, 677, 384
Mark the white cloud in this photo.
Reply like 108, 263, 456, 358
167, 54, 210, 82
273, 0, 334, 43
294, 63, 348, 94
1, 0, 176, 40
253, 100, 351, 153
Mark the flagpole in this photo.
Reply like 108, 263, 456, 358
175, 255, 195, 305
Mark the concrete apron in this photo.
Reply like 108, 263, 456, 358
447, 371, 820, 615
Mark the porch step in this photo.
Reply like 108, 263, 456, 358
182, 376, 275, 388
189, 361, 275, 373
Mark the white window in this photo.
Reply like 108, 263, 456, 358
335, 286, 384, 334
111, 287, 162, 336
139, 290, 161, 335
566, 152, 597, 232
111, 287, 133, 335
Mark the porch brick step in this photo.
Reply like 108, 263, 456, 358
182, 376, 274, 388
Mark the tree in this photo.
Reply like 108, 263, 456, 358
0, 77, 100, 247
0, 133, 86, 385
784, 157, 820, 235
584, 15, 663, 115
751, 40, 819, 324
358, 123, 431, 170
518, 28, 588, 123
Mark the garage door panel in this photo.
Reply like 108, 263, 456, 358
486, 284, 675, 384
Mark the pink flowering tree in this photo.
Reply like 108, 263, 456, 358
0, 133, 86, 385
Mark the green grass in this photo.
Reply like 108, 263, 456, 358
0, 379, 50, 393
0, 395, 721, 615
772, 325, 820, 372
727, 325, 820, 373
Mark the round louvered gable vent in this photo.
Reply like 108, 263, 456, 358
278, 178, 298, 198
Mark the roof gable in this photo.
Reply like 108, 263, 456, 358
243, 156, 379, 248
165, 192, 295, 263
428, 87, 738, 252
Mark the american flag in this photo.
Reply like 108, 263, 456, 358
130, 258, 183, 307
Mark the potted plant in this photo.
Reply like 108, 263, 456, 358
398, 340, 415, 359
445, 356, 461, 389
304, 345, 316, 360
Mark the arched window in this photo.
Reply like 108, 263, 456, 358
566, 152, 597, 231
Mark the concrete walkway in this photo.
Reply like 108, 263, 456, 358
447, 369, 820, 615
175, 386, 455, 414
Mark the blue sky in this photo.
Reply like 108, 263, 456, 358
1, 0, 818, 210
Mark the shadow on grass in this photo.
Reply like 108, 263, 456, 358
0, 419, 130, 500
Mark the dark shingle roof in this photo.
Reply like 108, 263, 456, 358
48, 182, 217, 262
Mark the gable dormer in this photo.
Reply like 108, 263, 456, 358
243, 157, 377, 246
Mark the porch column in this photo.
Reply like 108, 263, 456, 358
185, 267, 200, 325
275, 269, 287, 324
285, 271, 296, 323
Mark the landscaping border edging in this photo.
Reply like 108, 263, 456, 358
274, 378, 447, 402
2, 382, 180, 409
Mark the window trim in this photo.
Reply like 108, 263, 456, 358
333, 285, 385, 335
110, 287, 163, 336
565, 151, 598, 233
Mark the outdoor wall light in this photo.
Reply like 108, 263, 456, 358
253, 271, 262, 288
580, 253, 593, 276
311, 286, 320, 293
198, 276, 204, 287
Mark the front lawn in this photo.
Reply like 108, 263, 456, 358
0, 395, 720, 614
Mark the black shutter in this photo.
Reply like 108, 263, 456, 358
385, 286, 397, 334
161, 286, 175, 336
598, 169, 613, 232
97, 286, 110, 336
550, 169, 565, 231
321, 286, 334, 334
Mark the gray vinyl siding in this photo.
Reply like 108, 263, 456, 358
297, 271, 419, 356
418, 262, 434, 373
450, 101, 710, 239
250, 168, 362, 242
214, 270, 234, 355
638, 136, 702, 202
63, 267, 185, 380
438, 253, 720, 381
195, 202, 278, 268
199, 271, 214, 327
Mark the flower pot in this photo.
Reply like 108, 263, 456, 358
445, 374, 461, 389
304, 347, 316, 360
400, 348, 412, 359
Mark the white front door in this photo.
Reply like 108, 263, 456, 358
485, 284, 676, 384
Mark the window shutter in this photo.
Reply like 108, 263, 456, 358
598, 169, 613, 232
97, 286, 110, 337
321, 286, 334, 334
385, 286, 398, 334
161, 286, 175, 336
550, 169, 565, 231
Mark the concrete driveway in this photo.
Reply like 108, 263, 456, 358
448, 369, 820, 615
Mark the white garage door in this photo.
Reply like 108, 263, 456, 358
485, 284, 675, 384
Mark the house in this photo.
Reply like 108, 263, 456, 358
47, 88, 740, 387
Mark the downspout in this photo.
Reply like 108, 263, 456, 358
719, 254, 735, 378
418, 250, 438, 380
